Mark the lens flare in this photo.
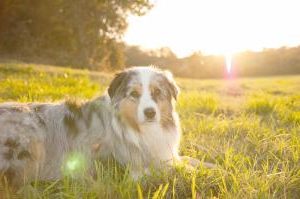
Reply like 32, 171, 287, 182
67, 158, 79, 171
225, 53, 232, 74
63, 152, 87, 176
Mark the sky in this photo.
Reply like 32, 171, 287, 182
124, 0, 300, 57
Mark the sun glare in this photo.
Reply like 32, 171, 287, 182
225, 53, 232, 74
125, 0, 300, 57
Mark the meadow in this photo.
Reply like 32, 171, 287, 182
0, 63, 299, 198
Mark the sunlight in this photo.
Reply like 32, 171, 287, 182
225, 53, 232, 74
125, 0, 300, 57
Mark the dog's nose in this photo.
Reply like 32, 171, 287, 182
144, 108, 156, 119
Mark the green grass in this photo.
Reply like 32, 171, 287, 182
0, 63, 299, 198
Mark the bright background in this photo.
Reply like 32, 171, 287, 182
124, 0, 300, 57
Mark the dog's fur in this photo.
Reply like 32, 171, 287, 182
0, 66, 191, 186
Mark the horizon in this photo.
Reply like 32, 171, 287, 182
124, 0, 300, 58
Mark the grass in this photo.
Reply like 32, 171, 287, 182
0, 62, 299, 198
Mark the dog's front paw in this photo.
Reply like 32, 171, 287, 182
130, 168, 150, 180
180, 156, 216, 169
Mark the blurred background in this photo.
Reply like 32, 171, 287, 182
0, 0, 300, 78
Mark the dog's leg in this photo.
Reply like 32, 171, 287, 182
0, 134, 45, 187
180, 156, 216, 169
129, 166, 151, 180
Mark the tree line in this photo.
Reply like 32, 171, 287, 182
125, 46, 300, 78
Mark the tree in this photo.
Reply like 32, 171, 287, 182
0, 0, 152, 70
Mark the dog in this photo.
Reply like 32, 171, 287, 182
0, 66, 203, 187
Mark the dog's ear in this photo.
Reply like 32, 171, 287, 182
163, 70, 180, 100
108, 71, 129, 99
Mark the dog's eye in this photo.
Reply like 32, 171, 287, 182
153, 89, 161, 96
129, 91, 140, 98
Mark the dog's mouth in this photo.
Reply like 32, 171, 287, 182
141, 119, 157, 124
146, 119, 156, 123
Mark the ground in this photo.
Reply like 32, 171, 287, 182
0, 62, 299, 198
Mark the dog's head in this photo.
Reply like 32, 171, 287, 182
108, 67, 179, 131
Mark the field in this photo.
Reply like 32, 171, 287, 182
0, 63, 299, 198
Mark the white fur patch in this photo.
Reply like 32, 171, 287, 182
134, 68, 161, 124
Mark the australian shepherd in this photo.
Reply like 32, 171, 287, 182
0, 66, 203, 187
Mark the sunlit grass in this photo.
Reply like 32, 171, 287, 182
246, 96, 276, 115
0, 64, 102, 102
0, 63, 299, 198
178, 91, 219, 115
